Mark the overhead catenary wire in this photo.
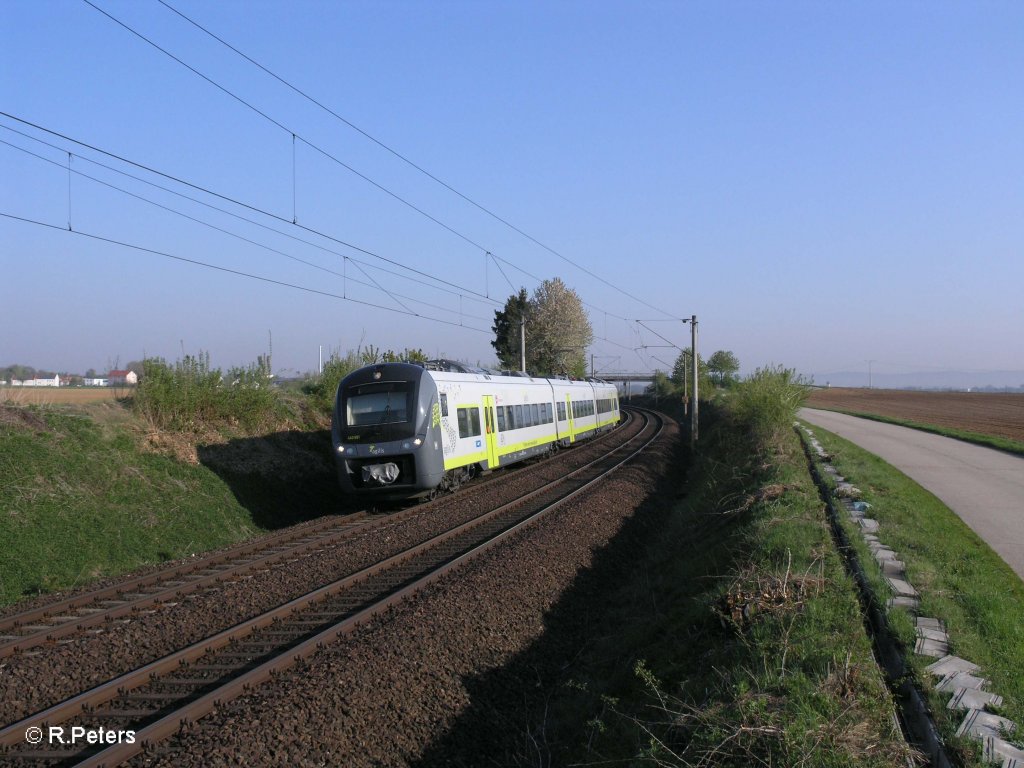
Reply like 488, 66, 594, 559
2, 123, 498, 311
0, 212, 493, 334
84, 0, 681, 322
4, 112, 674, 361
154, 0, 681, 321
1, 138, 492, 324
0, 112, 498, 306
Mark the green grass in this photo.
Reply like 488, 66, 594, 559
811, 407, 1024, 457
804, 425, 1024, 764
0, 407, 279, 606
544, 376, 913, 766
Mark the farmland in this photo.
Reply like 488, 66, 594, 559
0, 387, 127, 405
807, 387, 1024, 445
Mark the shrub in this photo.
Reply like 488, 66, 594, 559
134, 352, 280, 431
729, 365, 810, 454
303, 352, 362, 414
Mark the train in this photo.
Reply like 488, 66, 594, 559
331, 360, 621, 500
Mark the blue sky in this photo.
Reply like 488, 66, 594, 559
2, 0, 1022, 381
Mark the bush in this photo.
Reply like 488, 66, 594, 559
302, 352, 362, 414
134, 352, 280, 431
729, 365, 810, 454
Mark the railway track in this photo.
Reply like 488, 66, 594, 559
0, 408, 659, 766
0, 411, 636, 661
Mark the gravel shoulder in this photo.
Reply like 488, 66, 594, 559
127, 417, 679, 767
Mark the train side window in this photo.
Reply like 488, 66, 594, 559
457, 408, 470, 438
531, 404, 539, 425
557, 402, 566, 421
540, 403, 548, 423
515, 404, 523, 428
496, 406, 506, 432
470, 408, 481, 436
439, 393, 448, 417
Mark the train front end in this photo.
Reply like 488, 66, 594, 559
331, 363, 444, 499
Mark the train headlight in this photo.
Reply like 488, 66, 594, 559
336, 445, 345, 454
413, 438, 422, 446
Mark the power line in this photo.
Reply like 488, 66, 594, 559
2, 122, 498, 311
0, 211, 493, 334
2, 137, 493, 324
0, 112, 497, 305
96, 0, 683, 321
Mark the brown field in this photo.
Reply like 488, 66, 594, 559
807, 387, 1024, 443
0, 387, 131, 405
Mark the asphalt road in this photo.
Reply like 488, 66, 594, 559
799, 408, 1024, 581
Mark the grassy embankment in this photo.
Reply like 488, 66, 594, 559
544, 369, 915, 765
806, 426, 1024, 764
0, 355, 351, 608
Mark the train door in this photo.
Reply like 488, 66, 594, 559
483, 395, 500, 468
566, 394, 575, 443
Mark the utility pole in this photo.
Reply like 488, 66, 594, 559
520, 315, 526, 372
691, 315, 699, 448
590, 354, 594, 378
318, 345, 323, 375
683, 353, 689, 416
867, 360, 874, 389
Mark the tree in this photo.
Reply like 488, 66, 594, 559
707, 350, 740, 387
490, 288, 530, 370
528, 278, 593, 377
491, 279, 593, 377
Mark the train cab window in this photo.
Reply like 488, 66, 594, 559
346, 381, 411, 426
439, 393, 448, 417
457, 407, 481, 438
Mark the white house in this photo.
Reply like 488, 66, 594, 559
107, 370, 138, 386
84, 378, 109, 387
21, 374, 60, 387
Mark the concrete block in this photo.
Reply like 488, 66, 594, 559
984, 735, 1024, 764
887, 595, 920, 611
859, 518, 880, 533
916, 617, 945, 632
862, 534, 880, 543
915, 636, 950, 657
850, 501, 872, 512
926, 655, 980, 677
916, 626, 949, 643
881, 559, 906, 577
949, 688, 1004, 711
937, 672, 988, 692
885, 576, 918, 597
957, 709, 1016, 741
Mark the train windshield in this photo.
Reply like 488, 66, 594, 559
345, 382, 411, 426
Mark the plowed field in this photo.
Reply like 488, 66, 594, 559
807, 387, 1024, 443
0, 387, 127, 405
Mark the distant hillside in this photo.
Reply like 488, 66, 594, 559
806, 370, 1024, 392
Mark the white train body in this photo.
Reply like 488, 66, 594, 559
331, 361, 620, 499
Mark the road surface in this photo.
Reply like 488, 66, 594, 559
799, 408, 1024, 581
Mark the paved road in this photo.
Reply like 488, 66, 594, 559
799, 408, 1024, 581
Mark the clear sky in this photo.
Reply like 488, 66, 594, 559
2, 0, 1022, 381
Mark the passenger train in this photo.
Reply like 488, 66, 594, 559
331, 360, 620, 500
